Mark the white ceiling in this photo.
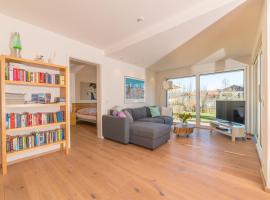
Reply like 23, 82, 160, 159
0, 0, 205, 49
150, 0, 262, 71
0, 0, 259, 69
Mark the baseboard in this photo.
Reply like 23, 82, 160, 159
259, 168, 270, 192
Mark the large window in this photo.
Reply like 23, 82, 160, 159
199, 70, 244, 126
167, 76, 196, 124
167, 70, 245, 126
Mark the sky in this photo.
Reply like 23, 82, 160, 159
125, 77, 144, 88
170, 70, 244, 91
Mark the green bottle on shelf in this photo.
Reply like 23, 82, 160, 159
11, 32, 22, 57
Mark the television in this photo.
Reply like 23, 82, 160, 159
216, 101, 245, 124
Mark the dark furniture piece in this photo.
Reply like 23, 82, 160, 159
102, 107, 173, 150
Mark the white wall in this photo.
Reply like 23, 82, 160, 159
145, 69, 156, 106
0, 13, 151, 162
70, 65, 97, 103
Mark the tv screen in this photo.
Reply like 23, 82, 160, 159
216, 101, 245, 124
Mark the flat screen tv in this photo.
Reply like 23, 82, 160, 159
216, 101, 245, 124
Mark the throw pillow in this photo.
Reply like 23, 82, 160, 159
112, 110, 118, 116
124, 110, 134, 123
149, 106, 160, 117
117, 111, 126, 118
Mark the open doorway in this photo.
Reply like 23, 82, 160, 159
69, 58, 100, 138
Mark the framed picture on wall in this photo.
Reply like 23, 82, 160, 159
124, 76, 145, 103
80, 82, 97, 101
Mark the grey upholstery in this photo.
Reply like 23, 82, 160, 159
102, 106, 173, 150
137, 117, 164, 124
131, 107, 148, 120
157, 116, 173, 125
130, 122, 170, 139
137, 116, 173, 125
130, 122, 171, 149
130, 133, 170, 150
102, 115, 129, 144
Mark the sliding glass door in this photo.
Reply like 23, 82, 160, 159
199, 70, 245, 126
167, 76, 196, 124
166, 70, 245, 126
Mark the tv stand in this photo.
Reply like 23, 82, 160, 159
210, 120, 245, 142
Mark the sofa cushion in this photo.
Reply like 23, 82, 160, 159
155, 116, 173, 125
130, 122, 171, 139
123, 110, 134, 123
131, 107, 148, 120
137, 117, 164, 124
149, 106, 161, 117
145, 106, 152, 117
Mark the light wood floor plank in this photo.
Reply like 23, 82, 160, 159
1, 122, 269, 200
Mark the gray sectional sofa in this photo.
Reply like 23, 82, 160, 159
102, 106, 173, 150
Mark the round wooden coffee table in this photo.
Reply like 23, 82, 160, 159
173, 123, 195, 137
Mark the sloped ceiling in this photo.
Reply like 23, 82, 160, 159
0, 0, 255, 69
149, 0, 262, 71
107, 0, 248, 67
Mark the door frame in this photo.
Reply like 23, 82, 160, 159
252, 48, 263, 154
68, 57, 102, 139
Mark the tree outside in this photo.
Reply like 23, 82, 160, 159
167, 71, 244, 126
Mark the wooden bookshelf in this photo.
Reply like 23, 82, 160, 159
0, 55, 69, 175
4, 55, 66, 70
5, 80, 66, 88
6, 102, 66, 108
6, 122, 66, 132
7, 141, 65, 156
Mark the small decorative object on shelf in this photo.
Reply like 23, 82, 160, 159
47, 51, 56, 63
177, 112, 192, 126
10, 32, 22, 58
33, 54, 44, 61
54, 97, 66, 103
31, 93, 51, 104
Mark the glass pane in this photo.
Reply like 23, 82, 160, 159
200, 70, 244, 126
167, 76, 196, 124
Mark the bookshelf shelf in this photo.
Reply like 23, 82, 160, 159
7, 140, 65, 156
4, 55, 66, 70
5, 80, 66, 88
0, 55, 69, 175
6, 122, 66, 132
6, 103, 66, 108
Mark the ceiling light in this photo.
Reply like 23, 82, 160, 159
137, 16, 144, 23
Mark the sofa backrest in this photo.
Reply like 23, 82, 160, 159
123, 106, 152, 120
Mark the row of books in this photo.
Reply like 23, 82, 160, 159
6, 128, 65, 152
5, 64, 65, 85
6, 111, 65, 129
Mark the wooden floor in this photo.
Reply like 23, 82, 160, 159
1, 123, 269, 200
